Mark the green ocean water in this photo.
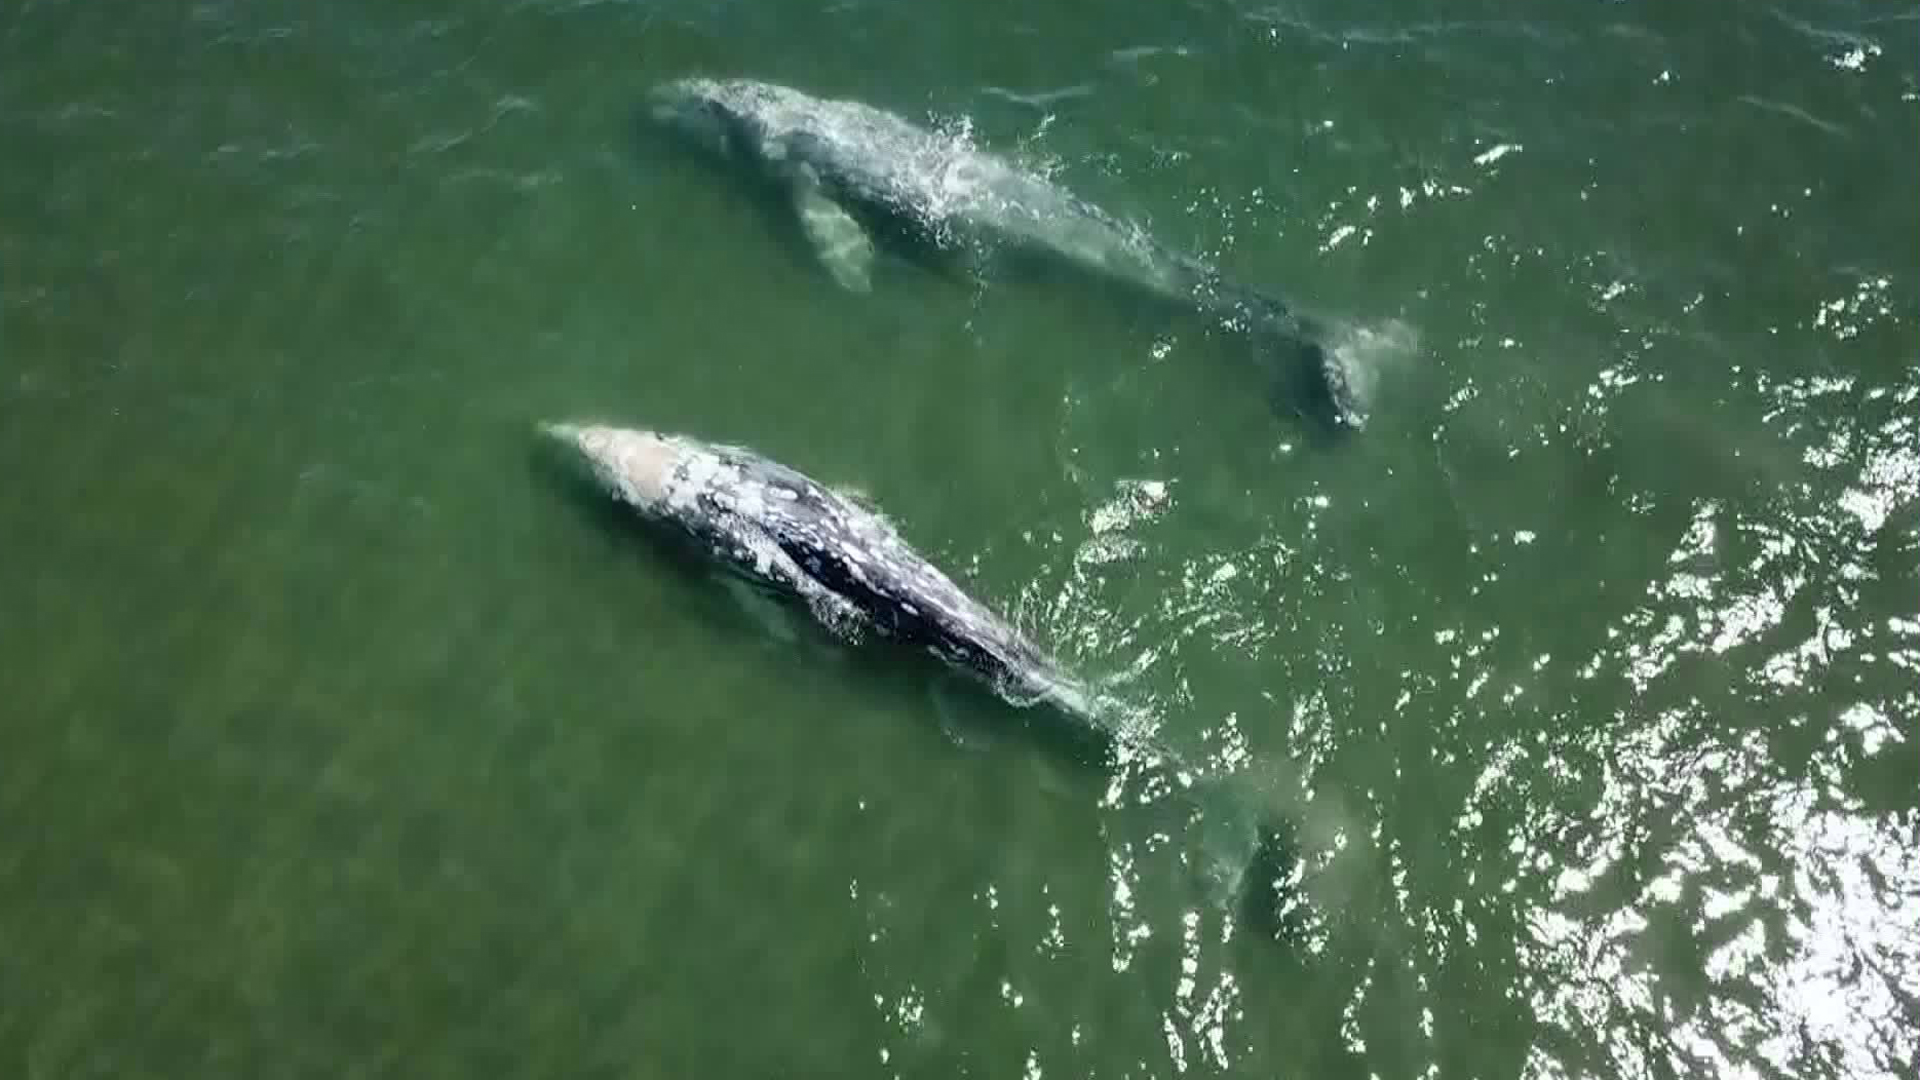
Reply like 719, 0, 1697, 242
1, 2, 1915, 1077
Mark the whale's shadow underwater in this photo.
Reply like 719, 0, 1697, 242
627, 78, 1375, 446
533, 428, 1315, 941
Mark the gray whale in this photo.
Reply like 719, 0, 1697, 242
545, 421, 1131, 738
647, 77, 1368, 433
544, 421, 1286, 905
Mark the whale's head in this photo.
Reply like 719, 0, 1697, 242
648, 77, 762, 161
542, 422, 687, 516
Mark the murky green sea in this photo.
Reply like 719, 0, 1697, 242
2, 2, 1915, 1077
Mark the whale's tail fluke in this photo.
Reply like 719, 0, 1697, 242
1187, 765, 1313, 938
1263, 319, 1370, 434
1181, 266, 1372, 434
1232, 288, 1371, 434
1098, 743, 1307, 938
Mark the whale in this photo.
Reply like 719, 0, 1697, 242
646, 77, 1369, 433
544, 420, 1132, 740
542, 421, 1287, 904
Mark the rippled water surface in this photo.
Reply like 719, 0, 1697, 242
2, 2, 1914, 1077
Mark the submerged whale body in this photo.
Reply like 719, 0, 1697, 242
543, 421, 1289, 909
647, 76, 1370, 433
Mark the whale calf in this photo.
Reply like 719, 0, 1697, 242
647, 77, 1369, 432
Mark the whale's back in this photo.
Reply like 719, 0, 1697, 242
701, 446, 1081, 703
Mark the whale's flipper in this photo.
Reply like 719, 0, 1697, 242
715, 572, 802, 644
929, 674, 998, 752
791, 163, 874, 293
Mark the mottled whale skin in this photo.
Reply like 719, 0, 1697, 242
647, 77, 1367, 432
545, 421, 1291, 912
544, 421, 1159, 747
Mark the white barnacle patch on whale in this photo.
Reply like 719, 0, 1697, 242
668, 450, 733, 514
